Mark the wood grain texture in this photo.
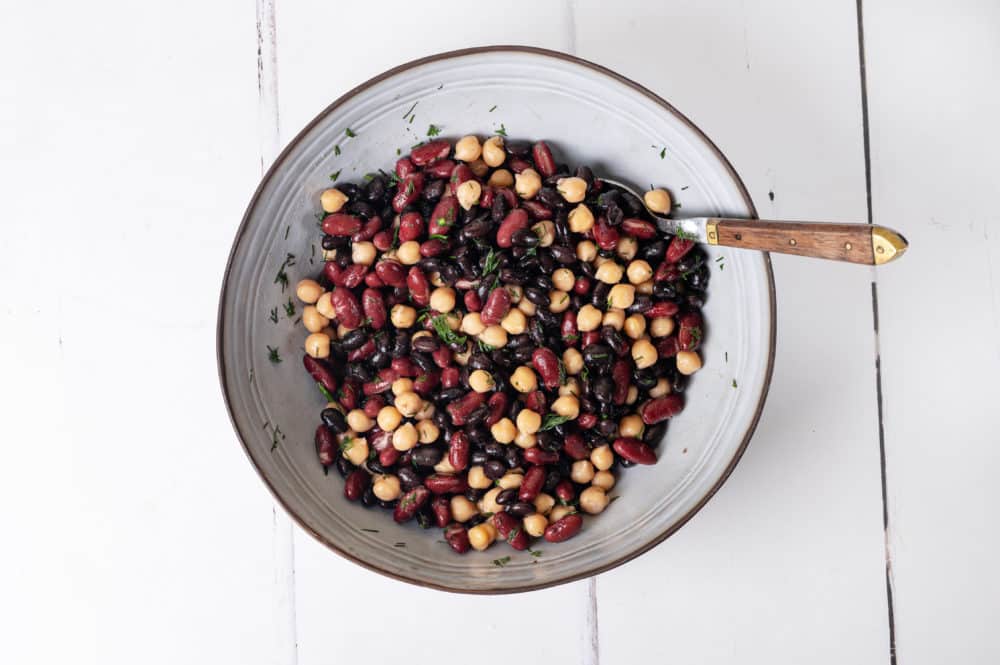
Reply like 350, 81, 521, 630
714, 219, 875, 263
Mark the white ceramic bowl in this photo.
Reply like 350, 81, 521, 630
218, 46, 775, 593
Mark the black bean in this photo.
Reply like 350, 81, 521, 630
378, 499, 398, 510
433, 408, 450, 430
677, 249, 706, 273
592, 376, 614, 404
375, 332, 392, 353
397, 466, 422, 491
536, 187, 562, 209
537, 249, 557, 273
596, 418, 618, 438
413, 352, 438, 373
644, 423, 667, 446
507, 334, 533, 350
592, 282, 611, 308
465, 488, 486, 503
411, 446, 444, 467
580, 396, 598, 415
438, 387, 466, 403
491, 192, 509, 223
484, 442, 505, 459
346, 200, 377, 219
462, 217, 493, 240
362, 485, 378, 506
543, 470, 562, 492
366, 459, 389, 475
496, 488, 518, 505
500, 267, 526, 285
335, 456, 353, 478
550, 244, 576, 265
671, 372, 689, 394
423, 179, 446, 201
466, 513, 487, 527
412, 336, 439, 353
686, 292, 706, 307
653, 281, 678, 299
507, 502, 535, 518
628, 294, 653, 314
419, 257, 443, 274
321, 408, 347, 433
575, 165, 594, 185
321, 234, 339, 250
583, 344, 614, 373
537, 432, 561, 452
511, 228, 540, 247
416, 508, 435, 529
338, 183, 360, 199
339, 329, 367, 351
505, 140, 532, 157
456, 254, 478, 278
483, 460, 507, 479
535, 307, 559, 328
578, 261, 595, 278
344, 363, 372, 383
465, 404, 490, 427
391, 331, 411, 357
634, 368, 658, 390
470, 450, 488, 466
639, 239, 667, 261
364, 176, 387, 202
620, 191, 644, 216
468, 426, 492, 446
369, 351, 391, 369
601, 326, 629, 356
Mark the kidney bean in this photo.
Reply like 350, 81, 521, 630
440, 366, 461, 390
380, 445, 401, 468
544, 513, 583, 542
463, 290, 482, 313
446, 391, 487, 426
573, 276, 591, 296
678, 311, 703, 351
395, 157, 416, 178
581, 330, 601, 348
480, 287, 511, 326
429, 196, 460, 235
329, 287, 362, 327
321, 213, 363, 236
371, 260, 404, 288
386, 358, 415, 379
393, 486, 431, 523
364, 272, 385, 288
397, 211, 424, 242
522, 200, 553, 221
431, 496, 452, 528
640, 394, 685, 424
363, 395, 386, 419
524, 390, 547, 413
360, 288, 387, 329
554, 480, 576, 503
532, 141, 557, 177
424, 474, 468, 494
315, 425, 337, 466
519, 465, 546, 502
524, 448, 559, 465
444, 523, 471, 553
611, 360, 631, 405
347, 339, 375, 362
303, 355, 337, 393
497, 187, 517, 209
657, 335, 680, 358
612, 437, 658, 465
665, 236, 696, 263
560, 311, 578, 344
411, 139, 451, 166
338, 381, 359, 411
486, 392, 509, 427
508, 158, 532, 174
531, 347, 561, 389
496, 208, 530, 248
420, 238, 449, 258
426, 344, 449, 368
331, 264, 364, 289
449, 163, 474, 195
577, 413, 597, 429
645, 301, 680, 318
362, 376, 392, 395
413, 371, 439, 396
372, 230, 393, 252
562, 432, 590, 460
424, 158, 455, 179
493, 511, 529, 550
322, 260, 342, 285
343, 469, 370, 501
622, 217, 657, 239
593, 217, 619, 251
446, 430, 470, 471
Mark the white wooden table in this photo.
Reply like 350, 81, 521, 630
3, 1, 998, 663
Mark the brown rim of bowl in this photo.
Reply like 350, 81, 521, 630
217, 45, 776, 595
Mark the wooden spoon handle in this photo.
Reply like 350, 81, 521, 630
707, 218, 908, 265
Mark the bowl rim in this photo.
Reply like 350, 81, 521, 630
217, 45, 777, 594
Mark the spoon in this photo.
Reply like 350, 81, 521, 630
602, 180, 908, 265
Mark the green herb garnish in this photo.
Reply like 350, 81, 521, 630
495, 124, 507, 136
428, 234, 448, 241
431, 315, 468, 346
401, 101, 418, 119
674, 227, 694, 241
659, 147, 666, 159
411, 141, 425, 149
334, 145, 341, 156
427, 124, 442, 137
284, 298, 295, 318
477, 339, 496, 353
360, 528, 380, 533
329, 169, 341, 182
268, 307, 279, 324
539, 414, 572, 431
266, 346, 282, 364
732, 379, 738, 388
338, 435, 354, 453
506, 528, 521, 545
482, 248, 500, 276
488, 105, 497, 112
492, 556, 511, 567
345, 127, 357, 138
317, 382, 336, 402
528, 549, 543, 558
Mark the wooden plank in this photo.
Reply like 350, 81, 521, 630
863, 1, 1000, 663
571, 1, 892, 662
0, 2, 280, 663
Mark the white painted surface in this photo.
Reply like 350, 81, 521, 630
1, 0, 996, 663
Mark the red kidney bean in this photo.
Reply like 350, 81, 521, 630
464, 290, 482, 312
544, 513, 583, 542
419, 238, 448, 257
440, 366, 461, 389
645, 301, 680, 318
449, 163, 474, 195
363, 379, 391, 396
560, 311, 578, 344
303, 355, 337, 393
321, 213, 363, 236
655, 261, 681, 283
429, 197, 459, 235
353, 216, 383, 242
532, 141, 557, 177
369, 428, 392, 453
395, 157, 416, 178
493, 512, 529, 550
344, 469, 370, 501
593, 217, 619, 251
410, 139, 450, 166
392, 173, 424, 212
479, 186, 495, 208
374, 259, 407, 287
657, 335, 680, 358
577, 413, 597, 429
407, 266, 431, 306
509, 157, 532, 174
338, 381, 359, 410
363, 395, 385, 419
531, 347, 561, 389
497, 187, 517, 208
413, 371, 439, 396
329, 287, 362, 327
364, 271, 385, 288
424, 473, 468, 494
621, 217, 657, 239
391, 357, 419, 377
380, 445, 401, 467
523, 448, 559, 465
555, 480, 576, 503
524, 390, 547, 413
612, 437, 658, 464
573, 276, 591, 295
612, 360, 631, 405
640, 394, 685, 424
448, 430, 471, 471
444, 523, 471, 553
347, 338, 375, 362
678, 311, 703, 351
562, 432, 589, 460
322, 260, 341, 284
378, 368, 400, 384
315, 425, 336, 466
522, 200, 552, 221
362, 288, 387, 329
394, 486, 431, 523
581, 331, 601, 347
480, 287, 511, 325
486, 392, 509, 427
432, 345, 452, 369
665, 236, 696, 263
372, 230, 393, 252
398, 211, 424, 242
446, 391, 487, 425
424, 159, 455, 179
335, 264, 367, 288
431, 495, 452, 527
496, 208, 530, 248
519, 465, 546, 502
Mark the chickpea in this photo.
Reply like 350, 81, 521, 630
415, 400, 436, 421
549, 289, 571, 313
616, 236, 638, 261
415, 419, 440, 444
395, 391, 423, 417
534, 493, 556, 515
568, 204, 595, 233
320, 187, 349, 213
510, 366, 538, 393
376, 405, 402, 432
461, 312, 486, 336
590, 445, 614, 471
514, 168, 542, 199
316, 291, 336, 319
334, 325, 349, 338
302, 306, 330, 333
429, 287, 456, 313
517, 299, 537, 316
644, 188, 672, 214
627, 260, 653, 284
392, 422, 419, 451
623, 313, 646, 339
552, 268, 575, 292
500, 308, 527, 335
551, 395, 580, 419
467, 465, 492, 489
592, 470, 616, 491
482, 136, 505, 167
532, 220, 555, 247
514, 430, 537, 449
454, 135, 482, 162
559, 377, 581, 397
490, 417, 517, 444
372, 474, 401, 501
649, 377, 672, 398
456, 180, 482, 210
580, 486, 610, 514
450, 495, 478, 522
505, 285, 523, 304
390, 304, 417, 328
571, 459, 596, 484
650, 317, 675, 337
391, 378, 414, 396
619, 414, 645, 439
523, 514, 548, 538
478, 325, 508, 348
626, 385, 639, 405
479, 487, 503, 514
631, 338, 658, 369
322, 248, 338, 262
636, 280, 654, 295
468, 523, 497, 551
305, 333, 331, 359
346, 409, 373, 432
497, 472, 524, 489
516, 409, 542, 434
594, 255, 612, 268
676, 350, 703, 375
434, 456, 455, 474
295, 279, 324, 304
468, 158, 489, 178
595, 261, 624, 284
341, 434, 369, 466
396, 240, 421, 265
351, 241, 376, 266
576, 239, 597, 262
607, 284, 636, 310
429, 271, 445, 287
469, 369, 495, 393
487, 168, 514, 188
548, 505, 575, 523
602, 308, 625, 330
557, 177, 587, 203
577, 305, 603, 332
563, 348, 583, 375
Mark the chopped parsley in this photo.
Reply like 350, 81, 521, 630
488, 105, 497, 112
334, 145, 341, 156
732, 379, 738, 388
266, 345, 282, 364
659, 147, 666, 159
338, 435, 354, 453
329, 169, 341, 182
477, 339, 496, 353
506, 528, 521, 545
539, 414, 572, 431
283, 298, 295, 318
495, 123, 507, 137
401, 101, 418, 119
427, 124, 442, 137
268, 307, 279, 324
359, 528, 380, 533
317, 382, 336, 402
411, 141, 425, 149
674, 227, 694, 241
528, 549, 543, 558
428, 233, 448, 241
482, 248, 500, 276
492, 556, 511, 567
431, 314, 467, 346
345, 127, 357, 138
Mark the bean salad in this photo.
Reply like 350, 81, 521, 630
296, 135, 708, 554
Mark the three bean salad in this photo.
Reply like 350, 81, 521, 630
296, 135, 707, 554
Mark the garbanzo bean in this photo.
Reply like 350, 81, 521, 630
563, 348, 583, 375
631, 338, 658, 369
623, 313, 646, 339
372, 474, 401, 501
607, 284, 635, 309
595, 261, 624, 284
487, 169, 514, 188
549, 289, 571, 313
568, 204, 595, 233
392, 422, 419, 451
456, 180, 482, 210
532, 220, 555, 247
592, 470, 616, 491
482, 136, 505, 167
454, 135, 482, 162
580, 486, 610, 514
516, 409, 542, 434
302, 305, 329, 333
396, 240, 421, 265
390, 304, 417, 328
479, 325, 508, 348
500, 308, 527, 335
556, 176, 587, 203
395, 391, 422, 417
619, 414, 645, 439
490, 418, 517, 444
468, 523, 497, 551
461, 312, 486, 335
627, 260, 653, 284
341, 435, 369, 466
376, 405, 402, 432
649, 378, 672, 398
296, 279, 324, 304
571, 459, 596, 484
533, 493, 556, 515
616, 236, 638, 261
515, 168, 542, 199
551, 395, 580, 419
469, 369, 495, 393
522, 514, 548, 538
552, 268, 575, 292
644, 188, 672, 214
650, 317, 675, 337
602, 308, 625, 330
320, 188, 348, 213
305, 333, 331, 358
510, 366, 538, 393
429, 287, 456, 313
590, 445, 614, 471
577, 305, 603, 331
576, 240, 597, 262
352, 241, 376, 265
415, 419, 440, 444
467, 465, 492, 489
450, 495, 478, 522
346, 409, 373, 432
676, 350, 703, 375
